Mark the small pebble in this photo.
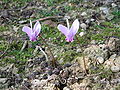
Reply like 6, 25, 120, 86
111, 65, 120, 72
106, 14, 114, 21
54, 80, 60, 87
60, 70, 69, 79
79, 32, 85, 37
100, 7, 109, 15
90, 18, 95, 21
80, 23, 87, 30
109, 54, 117, 61
31, 79, 40, 86
111, 3, 117, 8
63, 87, 70, 90
97, 57, 104, 64
81, 12, 87, 16
85, 19, 90, 24
76, 48, 82, 53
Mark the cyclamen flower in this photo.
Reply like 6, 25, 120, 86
22, 20, 41, 41
57, 19, 79, 42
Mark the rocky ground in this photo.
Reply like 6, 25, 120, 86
0, 0, 120, 90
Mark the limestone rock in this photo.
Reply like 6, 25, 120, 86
111, 3, 117, 8
114, 56, 120, 67
63, 87, 70, 90
104, 59, 114, 70
75, 57, 89, 71
100, 7, 109, 15
111, 65, 120, 72
80, 23, 87, 30
106, 14, 114, 20
97, 57, 104, 64
109, 54, 117, 61
69, 62, 83, 74
79, 32, 85, 37
107, 37, 120, 52
84, 45, 109, 62
81, 12, 87, 16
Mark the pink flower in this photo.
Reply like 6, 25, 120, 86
57, 19, 79, 42
22, 20, 41, 41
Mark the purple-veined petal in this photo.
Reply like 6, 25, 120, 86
57, 24, 69, 37
33, 21, 41, 36
29, 33, 37, 41
66, 36, 74, 42
66, 31, 74, 42
22, 26, 32, 38
70, 19, 79, 36
66, 19, 79, 42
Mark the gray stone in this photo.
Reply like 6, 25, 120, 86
63, 87, 70, 90
109, 54, 117, 61
31, 79, 41, 86
97, 57, 104, 64
85, 19, 90, 24
114, 56, 120, 67
84, 45, 109, 61
100, 7, 109, 15
107, 37, 120, 51
79, 32, 85, 37
81, 12, 87, 16
90, 18, 95, 22
0, 78, 7, 83
111, 3, 117, 8
80, 23, 87, 30
111, 65, 120, 72
106, 14, 114, 20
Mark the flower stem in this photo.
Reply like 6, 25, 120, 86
35, 45, 49, 62
75, 35, 87, 74
66, 18, 70, 29
39, 35, 56, 67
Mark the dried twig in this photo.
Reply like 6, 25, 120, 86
39, 35, 56, 67
38, 46, 49, 61
32, 16, 63, 23
33, 45, 48, 61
